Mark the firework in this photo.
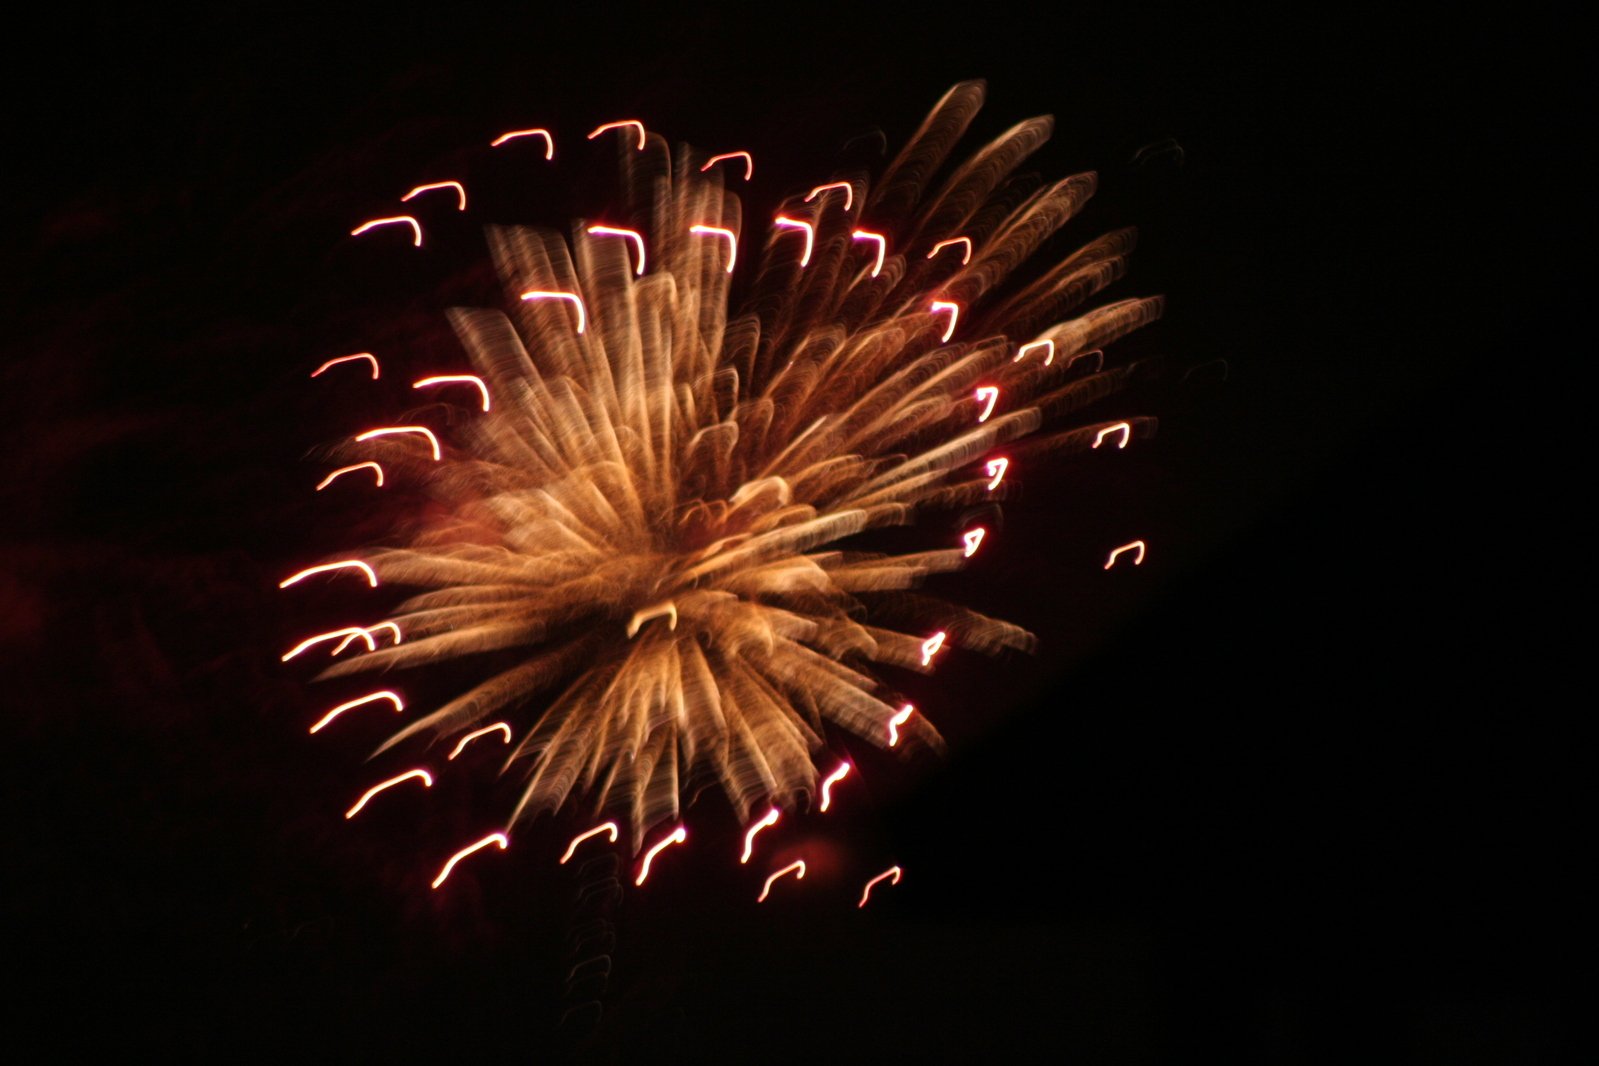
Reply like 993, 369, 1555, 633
289, 80, 1161, 888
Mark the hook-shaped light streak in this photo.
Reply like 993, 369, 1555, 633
345, 769, 432, 818
1092, 422, 1132, 450
431, 832, 509, 889
689, 224, 738, 273
804, 181, 854, 211
858, 865, 903, 907
773, 216, 814, 267
355, 426, 441, 460
819, 763, 851, 813
350, 216, 422, 247
587, 119, 646, 150
757, 860, 806, 902
635, 825, 687, 886
309, 690, 403, 733
740, 807, 780, 864
316, 462, 384, 491
984, 457, 1009, 491
1014, 340, 1054, 365
962, 527, 986, 558
329, 621, 402, 656
560, 822, 620, 864
447, 722, 513, 760
887, 704, 914, 747
1104, 540, 1147, 569
400, 181, 466, 211
413, 374, 491, 411
490, 128, 554, 158
974, 386, 999, 423
851, 230, 886, 277
919, 631, 946, 667
282, 627, 376, 662
311, 353, 379, 379
930, 300, 959, 342
700, 151, 753, 180
927, 236, 972, 264
279, 560, 378, 589
585, 225, 646, 275
519, 290, 587, 334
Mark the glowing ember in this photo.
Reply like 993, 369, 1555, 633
354, 426, 441, 460
927, 236, 972, 264
413, 374, 491, 412
446, 722, 513, 760
518, 290, 587, 333
689, 224, 738, 272
491, 128, 555, 158
858, 865, 902, 907
962, 527, 986, 557
587, 119, 647, 150
851, 229, 886, 276
279, 560, 379, 589
431, 832, 509, 889
887, 704, 915, 747
585, 224, 647, 275
700, 150, 754, 180
1014, 339, 1054, 365
560, 822, 621, 864
400, 181, 467, 211
1092, 422, 1132, 450
984, 457, 1009, 491
757, 860, 806, 902
309, 690, 404, 734
818, 763, 851, 813
974, 386, 999, 423
803, 181, 854, 212
635, 825, 687, 886
315, 462, 385, 491
311, 353, 379, 379
740, 807, 781, 864
345, 769, 433, 819
350, 216, 423, 247
1104, 540, 1147, 569
930, 299, 960, 342
773, 215, 815, 266
282, 627, 376, 662
919, 631, 946, 667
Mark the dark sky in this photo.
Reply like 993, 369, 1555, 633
6, 6, 1575, 1061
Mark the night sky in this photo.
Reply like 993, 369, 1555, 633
7, 7, 1575, 1061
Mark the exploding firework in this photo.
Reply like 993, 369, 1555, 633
288, 81, 1161, 888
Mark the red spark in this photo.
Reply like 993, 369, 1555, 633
962, 527, 986, 558
740, 807, 780, 864
773, 216, 815, 267
431, 832, 509, 889
400, 181, 467, 211
858, 865, 902, 907
1092, 422, 1132, 450
818, 763, 851, 813
635, 825, 687, 886
316, 462, 384, 491
490, 128, 554, 159
804, 181, 854, 212
278, 560, 378, 590
308, 690, 404, 733
974, 385, 999, 423
757, 860, 806, 902
355, 426, 442, 461
350, 216, 422, 247
700, 151, 753, 180
930, 299, 960, 342
345, 769, 433, 819
887, 704, 914, 747
447, 722, 513, 760
518, 290, 587, 334
310, 353, 379, 379
413, 374, 491, 412
1104, 540, 1146, 569
587, 119, 646, 150
560, 822, 620, 864
919, 630, 946, 667
851, 229, 886, 277
689, 224, 738, 273
586, 224, 647, 275
984, 457, 1009, 491
927, 236, 972, 264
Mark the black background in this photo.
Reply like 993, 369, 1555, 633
6, 5, 1577, 1061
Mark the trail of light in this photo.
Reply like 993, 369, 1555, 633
316, 462, 384, 491
974, 386, 999, 423
345, 769, 432, 818
927, 236, 972, 264
804, 181, 854, 211
350, 216, 422, 247
282, 627, 376, 662
757, 860, 806, 902
1093, 422, 1132, 450
587, 119, 646, 150
279, 560, 378, 589
585, 224, 646, 275
700, 151, 753, 180
311, 353, 379, 379
560, 822, 620, 864
1014, 339, 1054, 365
919, 631, 946, 667
490, 128, 554, 158
635, 825, 687, 886
858, 865, 902, 907
413, 374, 491, 411
984, 457, 1009, 491
887, 704, 914, 747
1104, 540, 1147, 569
400, 181, 467, 211
962, 527, 986, 558
447, 722, 513, 760
851, 229, 886, 277
519, 290, 587, 334
819, 763, 850, 813
431, 832, 509, 889
689, 224, 738, 273
328, 621, 403, 656
773, 216, 814, 267
740, 807, 780, 864
309, 690, 404, 733
625, 602, 678, 637
1066, 348, 1104, 372
930, 299, 959, 342
355, 426, 442, 460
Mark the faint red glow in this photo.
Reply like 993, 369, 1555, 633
447, 722, 513, 760
1014, 340, 1054, 365
984, 457, 1009, 491
585, 224, 647, 275
773, 216, 814, 267
851, 229, 886, 277
518, 290, 588, 334
400, 181, 467, 211
919, 631, 946, 667
757, 860, 806, 902
689, 224, 738, 273
278, 560, 378, 590
635, 825, 687, 886
355, 426, 442, 460
974, 385, 999, 423
309, 690, 404, 733
819, 762, 850, 812
311, 353, 379, 379
345, 769, 432, 818
740, 807, 780, 864
1104, 540, 1147, 569
282, 627, 377, 662
930, 299, 959, 342
350, 216, 422, 247
1093, 422, 1131, 450
560, 822, 621, 864
804, 181, 854, 212
587, 119, 646, 150
887, 703, 914, 747
962, 527, 986, 558
1066, 348, 1104, 372
413, 374, 491, 411
431, 832, 509, 889
858, 865, 902, 907
700, 151, 753, 180
927, 236, 972, 264
491, 128, 555, 158
316, 462, 385, 491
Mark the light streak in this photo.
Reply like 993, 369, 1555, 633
278, 560, 378, 589
1104, 540, 1146, 569
919, 631, 946, 667
700, 151, 753, 180
345, 769, 432, 818
282, 627, 376, 661
328, 621, 403, 656
927, 236, 972, 264
634, 825, 687, 886
740, 807, 780, 864
858, 865, 902, 907
756, 860, 806, 902
490, 127, 554, 158
560, 822, 620, 864
962, 527, 986, 557
519, 290, 587, 334
689, 224, 738, 273
984, 457, 1009, 491
350, 216, 422, 247
1093, 422, 1132, 450
1014, 339, 1054, 365
413, 374, 491, 411
431, 831, 509, 889
804, 181, 854, 211
930, 299, 959, 342
625, 602, 678, 637
974, 386, 999, 423
585, 224, 646, 275
1066, 348, 1104, 372
310, 353, 379, 379
587, 119, 646, 150
316, 462, 384, 491
887, 704, 914, 747
851, 229, 886, 277
355, 425, 441, 460
308, 690, 404, 733
447, 722, 513, 760
400, 181, 466, 211
773, 216, 814, 267
819, 763, 850, 812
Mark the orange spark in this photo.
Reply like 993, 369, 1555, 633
447, 722, 513, 760
635, 825, 687, 886
819, 763, 851, 813
1014, 339, 1054, 365
1093, 422, 1132, 450
587, 119, 646, 150
974, 385, 999, 423
316, 462, 384, 491
700, 151, 753, 180
858, 865, 903, 907
518, 290, 587, 334
310, 353, 379, 379
757, 860, 807, 902
355, 426, 441, 460
919, 631, 946, 667
431, 832, 509, 889
345, 769, 433, 818
400, 181, 466, 211
350, 216, 422, 247
740, 807, 780, 864
1104, 540, 1147, 569
413, 374, 491, 411
962, 527, 986, 558
282, 627, 376, 662
927, 236, 972, 264
560, 822, 620, 864
278, 560, 378, 589
689, 224, 738, 273
887, 704, 914, 747
804, 181, 854, 212
490, 128, 554, 158
309, 690, 404, 733
851, 229, 886, 277
930, 299, 959, 342
586, 224, 646, 275
773, 216, 814, 266
984, 457, 1009, 491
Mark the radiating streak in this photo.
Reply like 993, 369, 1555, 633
448, 722, 513, 760
586, 224, 646, 275
400, 181, 467, 211
689, 224, 738, 272
355, 425, 442, 460
858, 865, 902, 907
311, 353, 379, 379
962, 527, 986, 558
819, 763, 850, 813
328, 622, 403, 656
773, 216, 814, 266
635, 825, 687, 886
930, 299, 960, 342
309, 690, 404, 733
626, 602, 678, 637
919, 631, 946, 667
413, 374, 491, 411
519, 290, 588, 333
887, 704, 914, 747
927, 236, 972, 264
345, 769, 432, 818
316, 462, 384, 490
282, 627, 377, 661
350, 216, 422, 247
700, 150, 754, 180
560, 822, 620, 864
757, 860, 806, 902
740, 807, 780, 864
984, 457, 1009, 491
974, 386, 999, 423
587, 119, 646, 150
431, 832, 509, 889
279, 560, 379, 589
1104, 540, 1146, 569
850, 229, 886, 277
1092, 422, 1132, 449
1014, 339, 1054, 365
490, 127, 554, 158
804, 181, 854, 211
